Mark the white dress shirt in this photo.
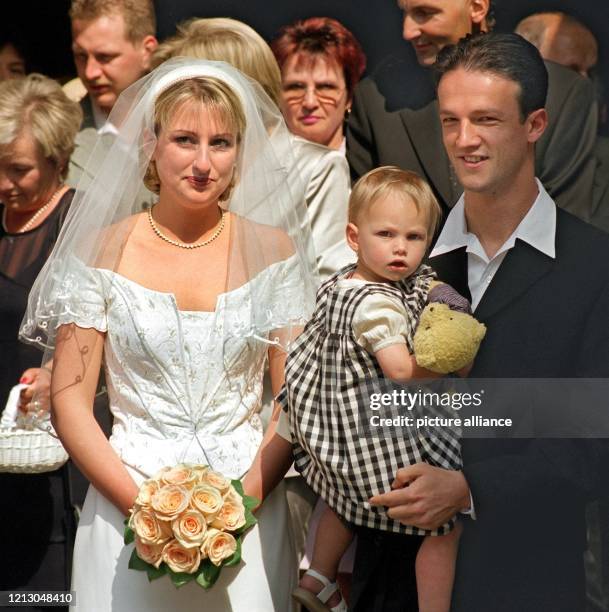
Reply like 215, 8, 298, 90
92, 101, 119, 135
431, 178, 556, 310
430, 179, 557, 516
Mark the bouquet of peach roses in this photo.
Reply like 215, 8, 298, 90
124, 464, 257, 589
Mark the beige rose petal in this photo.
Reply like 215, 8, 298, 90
211, 502, 246, 532
151, 485, 191, 520
162, 539, 201, 574
201, 469, 231, 493
159, 465, 198, 489
135, 479, 159, 508
202, 529, 237, 567
135, 536, 164, 568
191, 485, 223, 520
172, 510, 207, 548
130, 508, 172, 545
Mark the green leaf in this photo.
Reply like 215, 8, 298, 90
224, 537, 242, 567
196, 560, 221, 589
128, 548, 150, 571
124, 525, 135, 545
127, 549, 167, 582
169, 570, 195, 588
230, 479, 244, 496
242, 495, 259, 511
146, 564, 167, 582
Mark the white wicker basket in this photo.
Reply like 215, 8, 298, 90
0, 427, 68, 473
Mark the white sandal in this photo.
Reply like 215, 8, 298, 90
292, 568, 348, 612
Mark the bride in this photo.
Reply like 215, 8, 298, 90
21, 59, 317, 611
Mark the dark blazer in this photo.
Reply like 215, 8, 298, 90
429, 208, 609, 611
592, 136, 609, 232
346, 53, 598, 222
350, 208, 609, 612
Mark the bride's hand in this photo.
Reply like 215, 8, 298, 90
242, 472, 262, 513
18, 367, 52, 416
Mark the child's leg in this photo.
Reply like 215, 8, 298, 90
299, 504, 353, 606
415, 522, 462, 612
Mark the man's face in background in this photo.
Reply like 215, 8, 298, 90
399, 0, 489, 66
72, 12, 156, 115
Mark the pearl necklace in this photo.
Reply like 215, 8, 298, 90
2, 185, 64, 233
147, 206, 226, 249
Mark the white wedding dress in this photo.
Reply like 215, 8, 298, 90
64, 257, 300, 612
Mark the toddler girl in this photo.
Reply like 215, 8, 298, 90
278, 166, 474, 612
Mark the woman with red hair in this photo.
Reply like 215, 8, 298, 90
272, 17, 366, 151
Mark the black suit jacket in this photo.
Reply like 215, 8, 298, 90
347, 52, 598, 222
428, 208, 609, 611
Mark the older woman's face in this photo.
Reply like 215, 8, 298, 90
279, 53, 349, 149
0, 131, 59, 212
0, 44, 26, 81
153, 102, 238, 210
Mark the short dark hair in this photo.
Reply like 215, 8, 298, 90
434, 32, 548, 121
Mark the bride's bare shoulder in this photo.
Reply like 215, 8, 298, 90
88, 212, 147, 268
233, 214, 296, 259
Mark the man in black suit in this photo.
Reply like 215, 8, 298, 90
346, 0, 598, 222
352, 33, 609, 612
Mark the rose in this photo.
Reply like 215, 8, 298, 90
130, 508, 172, 545
191, 485, 223, 520
191, 465, 209, 483
134, 536, 164, 568
211, 501, 246, 532
162, 539, 201, 574
151, 485, 191, 521
223, 485, 243, 505
157, 465, 198, 489
172, 510, 207, 548
135, 479, 159, 508
201, 529, 237, 566
201, 469, 231, 493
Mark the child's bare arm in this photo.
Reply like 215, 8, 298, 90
375, 343, 442, 382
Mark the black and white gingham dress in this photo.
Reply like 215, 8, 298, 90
278, 263, 462, 535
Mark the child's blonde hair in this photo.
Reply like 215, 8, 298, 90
348, 166, 442, 242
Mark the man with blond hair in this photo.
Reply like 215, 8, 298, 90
67, 0, 157, 186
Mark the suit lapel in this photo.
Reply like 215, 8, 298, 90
429, 241, 554, 319
399, 101, 457, 208
475, 239, 554, 320
428, 247, 471, 301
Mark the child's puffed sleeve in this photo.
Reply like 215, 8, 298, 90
352, 293, 410, 354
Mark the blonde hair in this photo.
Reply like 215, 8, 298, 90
0, 73, 83, 179
349, 166, 442, 242
69, 0, 156, 44
143, 76, 246, 195
151, 18, 282, 106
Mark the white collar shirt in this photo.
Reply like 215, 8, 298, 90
430, 178, 556, 311
92, 101, 119, 136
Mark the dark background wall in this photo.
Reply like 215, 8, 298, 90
6, 0, 609, 111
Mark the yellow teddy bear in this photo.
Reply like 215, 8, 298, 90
414, 302, 487, 374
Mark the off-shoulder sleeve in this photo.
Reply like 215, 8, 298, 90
55, 258, 108, 332
352, 293, 409, 354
